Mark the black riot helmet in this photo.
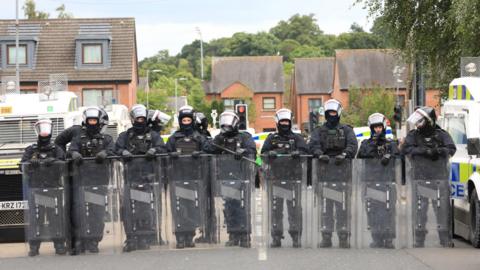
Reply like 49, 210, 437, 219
178, 105, 195, 134
274, 108, 293, 135
82, 106, 102, 135
147, 109, 172, 132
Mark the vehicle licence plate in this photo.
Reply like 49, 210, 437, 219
0, 106, 12, 115
0, 200, 27, 210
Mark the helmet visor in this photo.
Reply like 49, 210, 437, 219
407, 110, 427, 128
324, 100, 342, 115
34, 120, 52, 137
368, 113, 385, 127
220, 112, 239, 128
131, 106, 147, 119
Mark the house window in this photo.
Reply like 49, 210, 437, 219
7, 45, 27, 65
82, 89, 114, 106
262, 97, 276, 111
82, 44, 103, 64
308, 99, 322, 113
223, 99, 244, 110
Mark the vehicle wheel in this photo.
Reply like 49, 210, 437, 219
470, 190, 480, 248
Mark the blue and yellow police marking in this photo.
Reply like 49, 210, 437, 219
449, 84, 475, 101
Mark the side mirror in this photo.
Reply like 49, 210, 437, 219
467, 138, 480, 155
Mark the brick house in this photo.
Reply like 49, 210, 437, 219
330, 49, 409, 108
204, 56, 284, 132
0, 18, 138, 108
290, 57, 334, 130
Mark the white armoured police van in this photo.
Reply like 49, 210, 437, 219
441, 73, 480, 247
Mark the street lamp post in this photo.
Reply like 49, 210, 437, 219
146, 69, 162, 109
393, 65, 405, 138
195, 27, 204, 81
174, 77, 187, 113
15, 0, 19, 93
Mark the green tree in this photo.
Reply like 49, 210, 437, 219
290, 45, 326, 58
342, 86, 396, 127
23, 0, 49, 19
56, 4, 73, 19
270, 13, 323, 45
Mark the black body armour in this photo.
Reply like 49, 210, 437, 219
270, 134, 295, 154
174, 134, 201, 154
127, 131, 153, 155
31, 144, 57, 160
79, 130, 106, 157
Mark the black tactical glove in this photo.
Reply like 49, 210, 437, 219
95, 150, 108, 163
313, 149, 324, 158
425, 147, 439, 161
291, 151, 301, 159
318, 155, 330, 163
268, 150, 278, 159
121, 150, 133, 162
381, 154, 391, 166
235, 148, 246, 160
436, 147, 449, 158
43, 157, 56, 167
169, 151, 180, 159
71, 151, 83, 165
213, 134, 225, 145
334, 153, 347, 165
30, 159, 40, 168
191, 151, 201, 159
145, 148, 157, 160
411, 147, 427, 156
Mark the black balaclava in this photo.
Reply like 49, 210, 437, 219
277, 120, 291, 136
180, 116, 194, 136
325, 111, 340, 128
37, 135, 51, 147
133, 117, 147, 134
86, 119, 101, 136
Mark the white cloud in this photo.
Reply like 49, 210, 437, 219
136, 21, 277, 60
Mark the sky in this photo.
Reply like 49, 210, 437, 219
0, 0, 373, 60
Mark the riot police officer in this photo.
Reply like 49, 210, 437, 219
195, 111, 211, 138
115, 104, 167, 252
166, 106, 208, 248
21, 118, 66, 256
308, 99, 357, 248
68, 107, 115, 254
55, 108, 109, 152
261, 108, 308, 248
357, 113, 399, 248
205, 111, 257, 247
402, 106, 456, 247
147, 109, 171, 134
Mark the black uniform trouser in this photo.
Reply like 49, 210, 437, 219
122, 185, 157, 244
364, 183, 396, 242
412, 180, 450, 243
224, 198, 250, 235
72, 187, 106, 246
271, 187, 302, 238
319, 182, 351, 236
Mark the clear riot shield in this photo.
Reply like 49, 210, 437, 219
22, 161, 70, 257
121, 156, 163, 252
312, 158, 353, 248
352, 159, 402, 249
165, 155, 210, 249
405, 156, 452, 248
262, 155, 312, 248
211, 155, 255, 247
71, 158, 121, 254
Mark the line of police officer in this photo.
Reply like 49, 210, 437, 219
21, 98, 455, 256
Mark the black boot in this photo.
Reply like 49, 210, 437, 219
86, 240, 99, 253
54, 242, 67, 255
225, 233, 240, 247
414, 231, 426, 248
185, 232, 195, 248
28, 242, 40, 257
71, 240, 85, 255
439, 231, 453, 247
384, 239, 395, 249
270, 235, 282, 248
338, 233, 350, 249
369, 234, 383, 248
137, 238, 150, 250
239, 233, 251, 248
176, 233, 185, 249
290, 232, 301, 248
318, 233, 332, 248
123, 238, 137, 252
